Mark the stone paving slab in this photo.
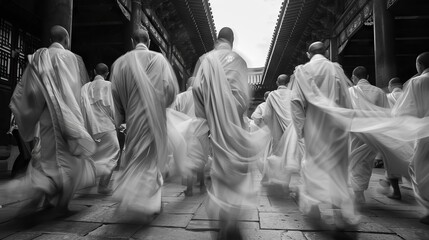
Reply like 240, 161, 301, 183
391, 227, 429, 240
281, 230, 306, 240
259, 212, 328, 231
32, 234, 87, 240
1, 232, 42, 240
133, 226, 216, 240
345, 232, 404, 240
371, 216, 429, 230
87, 224, 142, 239
186, 220, 219, 230
162, 200, 202, 214
150, 213, 193, 228
25, 221, 101, 235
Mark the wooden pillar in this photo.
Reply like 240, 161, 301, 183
42, 0, 73, 47
131, 0, 142, 33
329, 37, 338, 62
373, 0, 396, 88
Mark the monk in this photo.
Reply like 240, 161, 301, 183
291, 41, 358, 226
193, 27, 269, 239
170, 76, 208, 196
261, 74, 303, 187
251, 91, 270, 128
387, 77, 403, 108
392, 52, 429, 224
81, 63, 120, 194
110, 28, 177, 221
348, 66, 389, 203
8, 25, 96, 214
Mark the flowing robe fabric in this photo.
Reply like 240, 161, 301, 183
192, 41, 270, 218
387, 88, 403, 108
110, 44, 177, 216
262, 86, 304, 184
348, 80, 388, 192
251, 102, 267, 128
81, 76, 119, 176
392, 69, 429, 214
291, 54, 356, 218
8, 43, 96, 207
169, 88, 209, 177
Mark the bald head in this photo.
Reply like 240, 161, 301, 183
132, 28, 150, 47
263, 91, 270, 100
276, 74, 290, 86
186, 77, 195, 88
50, 25, 70, 49
388, 77, 402, 92
95, 63, 109, 78
218, 27, 234, 45
416, 52, 429, 74
352, 66, 368, 84
307, 41, 325, 58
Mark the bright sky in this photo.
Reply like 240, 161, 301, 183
210, 0, 283, 68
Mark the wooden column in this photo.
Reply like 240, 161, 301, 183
42, 0, 73, 47
329, 37, 338, 62
373, 0, 396, 88
131, 0, 142, 34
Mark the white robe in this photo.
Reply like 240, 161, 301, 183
387, 88, 403, 108
111, 43, 177, 216
251, 102, 267, 128
392, 69, 429, 214
193, 40, 270, 219
262, 86, 304, 184
8, 43, 96, 207
291, 54, 356, 219
348, 79, 388, 192
81, 76, 119, 176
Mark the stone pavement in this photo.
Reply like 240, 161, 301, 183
0, 169, 428, 240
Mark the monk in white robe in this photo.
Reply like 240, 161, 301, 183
392, 52, 429, 224
110, 29, 177, 220
81, 63, 119, 194
170, 77, 208, 196
348, 66, 389, 203
251, 91, 270, 129
8, 26, 96, 214
262, 75, 303, 187
291, 42, 357, 225
193, 27, 269, 239
387, 77, 403, 108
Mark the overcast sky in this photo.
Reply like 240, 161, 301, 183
210, 0, 283, 68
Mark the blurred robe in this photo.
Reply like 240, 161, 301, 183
75, 54, 90, 86
172, 87, 195, 116
387, 88, 403, 108
251, 102, 267, 128
111, 43, 177, 216
81, 76, 119, 178
392, 69, 429, 215
291, 54, 356, 220
348, 79, 388, 192
193, 40, 270, 220
262, 86, 304, 185
8, 43, 96, 208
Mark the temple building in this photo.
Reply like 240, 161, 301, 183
0, 0, 216, 177
260, 0, 429, 93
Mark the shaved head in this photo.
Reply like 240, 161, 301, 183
50, 25, 70, 49
218, 27, 234, 45
416, 52, 429, 74
388, 77, 402, 92
132, 28, 150, 47
263, 91, 270, 100
308, 41, 325, 56
276, 74, 290, 86
186, 77, 195, 88
95, 63, 109, 76
352, 66, 367, 80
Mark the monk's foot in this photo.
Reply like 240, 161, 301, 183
307, 205, 321, 220
387, 192, 401, 200
419, 215, 429, 225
